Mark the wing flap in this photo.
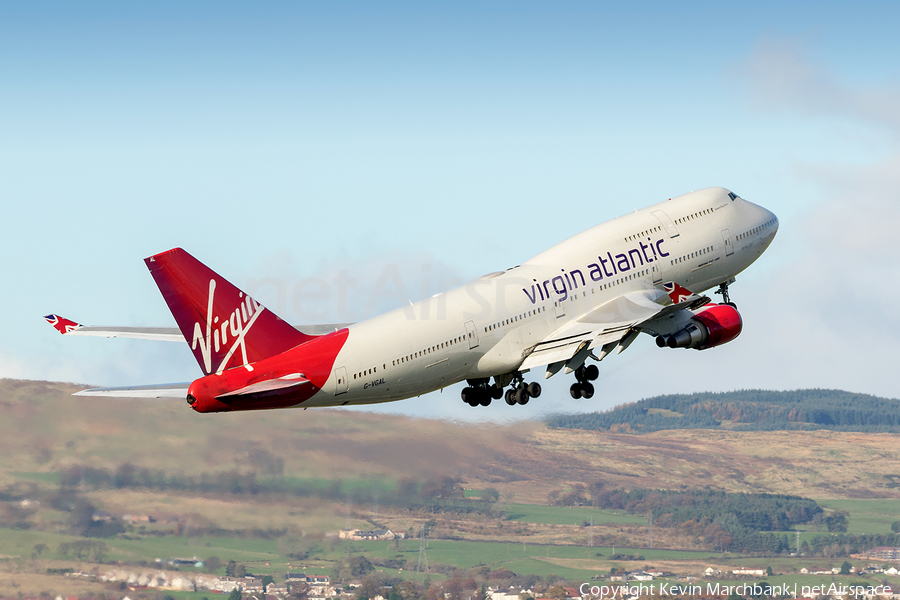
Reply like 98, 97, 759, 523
519, 288, 710, 371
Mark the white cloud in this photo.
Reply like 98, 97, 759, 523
0, 352, 28, 380
738, 38, 900, 135
720, 39, 900, 399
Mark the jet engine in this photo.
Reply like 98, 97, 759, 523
655, 303, 742, 350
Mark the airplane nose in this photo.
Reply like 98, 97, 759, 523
758, 205, 779, 247
763, 206, 778, 233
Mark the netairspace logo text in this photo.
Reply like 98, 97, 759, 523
580, 582, 894, 598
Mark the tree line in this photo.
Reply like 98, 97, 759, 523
546, 389, 900, 433
593, 487, 828, 554
595, 487, 822, 530
55, 463, 498, 515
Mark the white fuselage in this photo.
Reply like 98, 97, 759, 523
307, 187, 778, 407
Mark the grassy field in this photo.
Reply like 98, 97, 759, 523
503, 504, 646, 527
816, 498, 900, 534
0, 526, 280, 563
324, 539, 719, 579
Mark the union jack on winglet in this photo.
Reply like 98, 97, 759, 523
663, 282, 697, 304
44, 314, 82, 335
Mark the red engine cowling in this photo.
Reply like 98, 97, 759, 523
655, 303, 743, 350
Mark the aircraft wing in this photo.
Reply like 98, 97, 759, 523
519, 288, 709, 374
73, 382, 191, 398
44, 314, 351, 341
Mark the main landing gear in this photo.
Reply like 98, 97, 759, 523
461, 374, 541, 408
570, 364, 599, 399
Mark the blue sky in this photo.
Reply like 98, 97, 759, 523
3, 2, 898, 420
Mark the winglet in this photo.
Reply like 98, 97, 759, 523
44, 314, 83, 335
662, 282, 698, 304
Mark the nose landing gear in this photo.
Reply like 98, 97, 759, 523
569, 363, 598, 399
715, 278, 737, 307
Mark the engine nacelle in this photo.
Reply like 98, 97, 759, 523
655, 303, 742, 350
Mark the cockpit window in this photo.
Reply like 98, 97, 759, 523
728, 192, 737, 201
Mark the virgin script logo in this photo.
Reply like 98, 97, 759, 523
191, 279, 263, 375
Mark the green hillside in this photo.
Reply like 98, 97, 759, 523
546, 389, 900, 433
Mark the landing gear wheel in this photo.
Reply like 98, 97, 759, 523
584, 364, 599, 381
505, 389, 517, 406
515, 387, 529, 405
527, 382, 542, 398
490, 384, 504, 400
570, 383, 582, 399
479, 393, 492, 407
581, 382, 595, 399
461, 387, 474, 404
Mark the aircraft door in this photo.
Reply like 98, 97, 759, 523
651, 261, 663, 286
554, 300, 566, 319
333, 366, 348, 395
721, 228, 734, 256
464, 320, 479, 349
652, 210, 680, 238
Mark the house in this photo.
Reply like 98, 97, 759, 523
122, 514, 156, 523
868, 548, 900, 561
633, 573, 654, 581
216, 577, 264, 593
92, 510, 112, 521
241, 578, 265, 594
343, 529, 404, 541
800, 567, 834, 575
732, 568, 766, 577
492, 588, 533, 600
161, 557, 203, 567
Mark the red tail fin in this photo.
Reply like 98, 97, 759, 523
145, 248, 312, 375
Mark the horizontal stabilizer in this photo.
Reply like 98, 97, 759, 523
73, 383, 190, 398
